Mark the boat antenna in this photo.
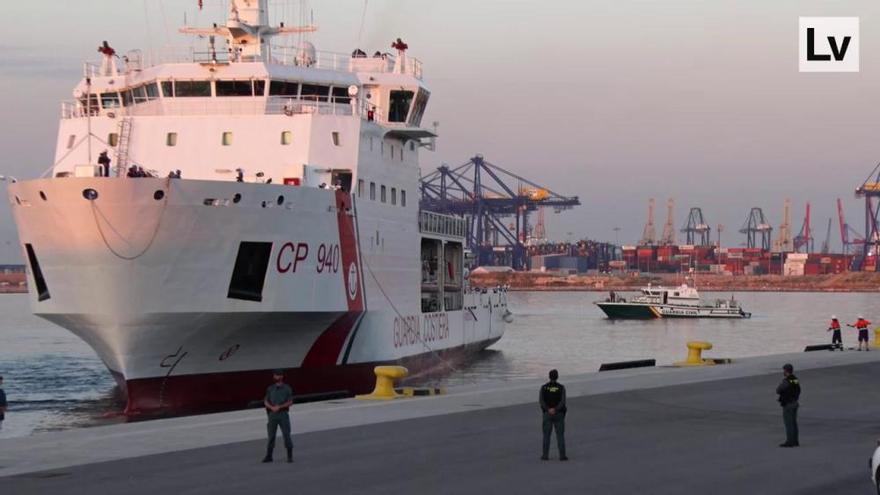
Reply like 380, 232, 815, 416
86, 77, 92, 166
356, 0, 369, 49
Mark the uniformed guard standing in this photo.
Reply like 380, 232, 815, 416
262, 369, 294, 463
539, 369, 568, 461
827, 315, 843, 351
776, 363, 801, 448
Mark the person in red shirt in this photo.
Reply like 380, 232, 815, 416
847, 315, 872, 351
827, 315, 843, 351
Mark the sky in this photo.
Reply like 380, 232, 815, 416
1, 0, 879, 262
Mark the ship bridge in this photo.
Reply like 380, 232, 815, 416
52, 0, 435, 184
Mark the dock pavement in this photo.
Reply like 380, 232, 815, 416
2, 349, 880, 494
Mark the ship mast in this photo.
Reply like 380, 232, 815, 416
180, 0, 316, 62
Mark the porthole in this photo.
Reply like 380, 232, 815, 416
261, 201, 267, 208
277, 195, 284, 205
233, 193, 242, 204
153, 190, 165, 201
39, 191, 47, 201
82, 188, 98, 201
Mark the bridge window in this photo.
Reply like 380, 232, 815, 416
100, 92, 121, 109
166, 132, 178, 147
132, 85, 148, 104
300, 84, 329, 102
253, 80, 266, 96
121, 90, 133, 107
269, 80, 299, 97
357, 179, 364, 197
401, 190, 406, 207
108, 133, 118, 147
222, 132, 233, 146
381, 185, 386, 203
388, 90, 414, 123
160, 81, 174, 97
332, 132, 340, 146
391, 188, 397, 205
370, 182, 376, 200
281, 131, 292, 145
145, 82, 160, 100
331, 86, 350, 104
216, 80, 254, 97
409, 88, 430, 127
174, 81, 211, 97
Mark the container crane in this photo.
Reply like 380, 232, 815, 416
640, 198, 657, 245
681, 207, 711, 245
793, 202, 813, 253
419, 155, 580, 269
739, 207, 772, 250
855, 162, 880, 263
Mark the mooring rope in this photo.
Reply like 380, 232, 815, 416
90, 177, 172, 261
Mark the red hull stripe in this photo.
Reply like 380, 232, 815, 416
335, 190, 364, 312
300, 311, 362, 367
121, 338, 501, 415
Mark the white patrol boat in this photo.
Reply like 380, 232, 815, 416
594, 284, 750, 319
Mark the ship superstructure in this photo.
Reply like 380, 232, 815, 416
6, 0, 508, 414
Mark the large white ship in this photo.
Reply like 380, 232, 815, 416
6, 0, 508, 414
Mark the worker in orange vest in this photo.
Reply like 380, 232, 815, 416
847, 315, 872, 351
827, 315, 843, 351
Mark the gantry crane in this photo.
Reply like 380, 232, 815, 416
419, 155, 580, 269
681, 207, 711, 245
739, 207, 772, 250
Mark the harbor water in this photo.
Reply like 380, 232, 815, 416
0, 290, 876, 438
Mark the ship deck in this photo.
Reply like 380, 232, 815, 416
2, 349, 879, 494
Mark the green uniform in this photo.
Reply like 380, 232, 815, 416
264, 383, 294, 459
539, 381, 567, 459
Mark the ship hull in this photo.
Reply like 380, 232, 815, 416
8, 178, 509, 415
118, 336, 500, 415
595, 302, 749, 319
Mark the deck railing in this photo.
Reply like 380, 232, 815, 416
106, 45, 423, 80
419, 211, 468, 238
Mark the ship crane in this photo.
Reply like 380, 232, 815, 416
739, 207, 773, 250
837, 197, 866, 255
681, 207, 711, 246
855, 162, 880, 264
793, 202, 814, 253
419, 155, 580, 269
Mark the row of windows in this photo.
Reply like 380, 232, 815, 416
357, 179, 407, 207
86, 79, 354, 111
69, 130, 315, 149
367, 137, 416, 162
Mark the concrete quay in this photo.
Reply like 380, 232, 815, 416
2, 349, 880, 494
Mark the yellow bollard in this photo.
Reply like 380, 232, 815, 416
356, 366, 409, 400
874, 328, 880, 347
674, 341, 715, 367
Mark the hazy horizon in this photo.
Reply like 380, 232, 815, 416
1, 0, 879, 262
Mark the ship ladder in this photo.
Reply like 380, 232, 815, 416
114, 117, 133, 176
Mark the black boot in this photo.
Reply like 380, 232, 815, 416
286, 448, 293, 463
262, 448, 273, 463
